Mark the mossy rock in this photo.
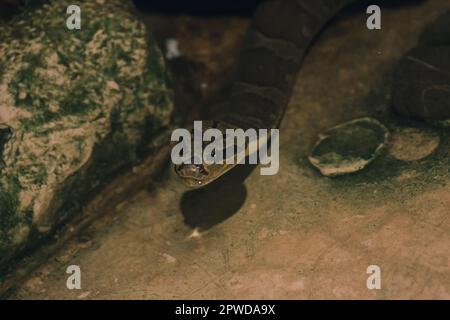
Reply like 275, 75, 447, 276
0, 0, 173, 271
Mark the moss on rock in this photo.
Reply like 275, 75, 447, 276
0, 0, 173, 271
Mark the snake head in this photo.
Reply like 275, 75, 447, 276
173, 120, 237, 188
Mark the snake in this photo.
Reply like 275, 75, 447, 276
174, 0, 450, 187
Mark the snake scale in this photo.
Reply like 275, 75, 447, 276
175, 0, 449, 187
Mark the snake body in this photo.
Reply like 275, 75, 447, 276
175, 0, 448, 187
219, 0, 356, 130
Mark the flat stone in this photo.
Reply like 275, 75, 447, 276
388, 127, 440, 161
308, 118, 389, 177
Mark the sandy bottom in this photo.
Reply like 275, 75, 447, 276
11, 0, 449, 299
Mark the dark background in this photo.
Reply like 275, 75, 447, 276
133, 0, 262, 15
133, 0, 424, 15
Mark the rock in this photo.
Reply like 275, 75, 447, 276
392, 46, 450, 126
388, 127, 440, 161
0, 0, 173, 270
308, 118, 389, 177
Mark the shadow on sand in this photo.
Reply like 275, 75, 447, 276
180, 164, 256, 230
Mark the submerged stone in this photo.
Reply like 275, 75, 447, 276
0, 0, 173, 270
388, 127, 440, 162
308, 118, 389, 177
